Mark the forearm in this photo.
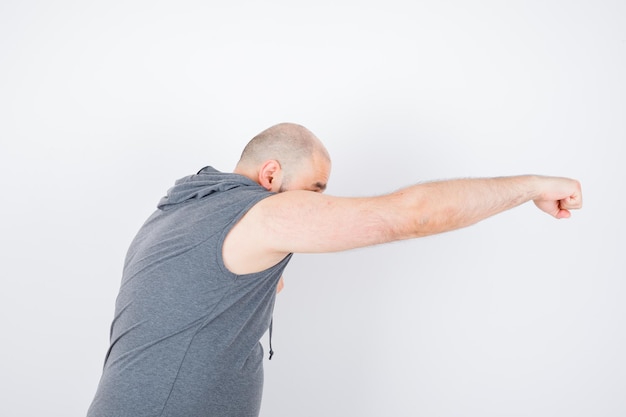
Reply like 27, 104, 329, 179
389, 175, 544, 239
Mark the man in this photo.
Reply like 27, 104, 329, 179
87, 123, 582, 417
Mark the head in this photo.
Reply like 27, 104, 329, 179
234, 123, 331, 193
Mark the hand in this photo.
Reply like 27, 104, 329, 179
276, 275, 285, 294
533, 176, 583, 219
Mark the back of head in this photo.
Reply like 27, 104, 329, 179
237, 122, 329, 178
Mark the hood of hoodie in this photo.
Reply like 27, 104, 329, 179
157, 166, 263, 210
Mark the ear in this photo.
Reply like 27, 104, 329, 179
257, 160, 283, 192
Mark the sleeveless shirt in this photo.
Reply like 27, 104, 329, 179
87, 167, 291, 417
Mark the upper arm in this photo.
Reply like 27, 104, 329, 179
222, 190, 409, 274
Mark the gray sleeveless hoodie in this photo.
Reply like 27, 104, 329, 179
87, 166, 291, 417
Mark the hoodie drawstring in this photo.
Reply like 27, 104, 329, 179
268, 318, 274, 360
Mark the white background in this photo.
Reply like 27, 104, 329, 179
1, 1, 624, 416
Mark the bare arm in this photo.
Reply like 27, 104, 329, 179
223, 175, 582, 274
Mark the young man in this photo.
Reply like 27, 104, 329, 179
87, 123, 582, 417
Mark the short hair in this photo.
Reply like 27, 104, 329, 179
238, 123, 328, 178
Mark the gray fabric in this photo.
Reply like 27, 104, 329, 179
87, 167, 291, 417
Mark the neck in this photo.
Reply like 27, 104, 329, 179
233, 164, 259, 185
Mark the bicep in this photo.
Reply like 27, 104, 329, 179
249, 191, 403, 255
223, 190, 412, 274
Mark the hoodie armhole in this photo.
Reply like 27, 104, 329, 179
216, 192, 292, 279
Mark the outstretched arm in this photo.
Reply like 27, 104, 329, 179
223, 175, 582, 274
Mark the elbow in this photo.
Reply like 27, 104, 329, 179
395, 195, 457, 239
377, 193, 434, 240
